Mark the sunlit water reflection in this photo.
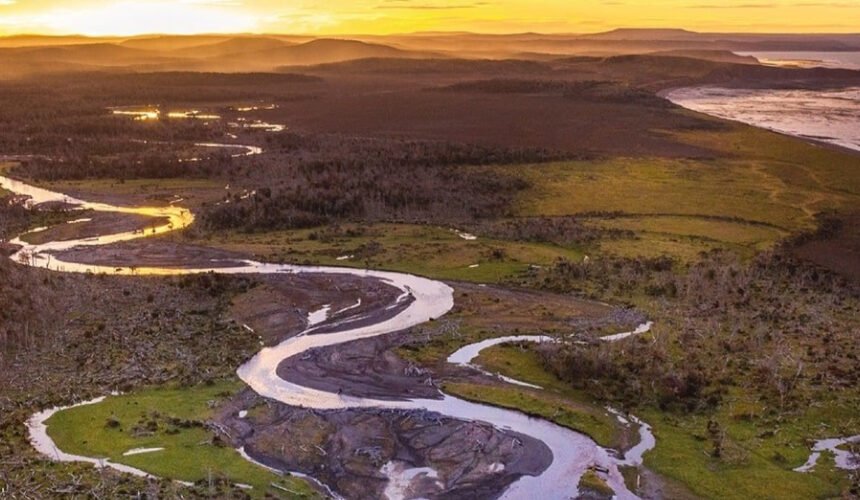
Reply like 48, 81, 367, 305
666, 86, 860, 152
2, 171, 646, 499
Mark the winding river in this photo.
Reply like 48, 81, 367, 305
2, 165, 650, 499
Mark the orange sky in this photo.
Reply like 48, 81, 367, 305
1, 0, 859, 36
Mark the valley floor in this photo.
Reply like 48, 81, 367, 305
1, 56, 859, 499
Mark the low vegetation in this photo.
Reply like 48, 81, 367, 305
530, 248, 859, 409
0, 268, 314, 497
441, 78, 670, 108
181, 222, 585, 283
47, 382, 320, 498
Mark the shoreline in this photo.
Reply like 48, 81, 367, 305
663, 86, 860, 157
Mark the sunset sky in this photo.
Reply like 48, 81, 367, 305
1, 0, 859, 36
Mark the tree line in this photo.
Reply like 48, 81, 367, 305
200, 134, 567, 231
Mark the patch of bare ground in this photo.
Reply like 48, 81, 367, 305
50, 239, 249, 269
230, 272, 404, 346
790, 213, 860, 283
218, 389, 551, 500
217, 277, 641, 499
228, 271, 426, 398
277, 330, 441, 401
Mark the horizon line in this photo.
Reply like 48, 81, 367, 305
3, 27, 860, 40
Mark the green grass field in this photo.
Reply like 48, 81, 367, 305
46, 380, 321, 498
186, 223, 585, 283
0, 161, 13, 195
443, 341, 623, 449
500, 126, 860, 261
508, 158, 814, 228
640, 395, 853, 500
587, 214, 788, 260
444, 381, 620, 448
674, 124, 860, 198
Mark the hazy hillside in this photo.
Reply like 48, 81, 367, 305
579, 28, 703, 41
4, 43, 174, 65
648, 50, 759, 64
120, 35, 235, 51
358, 30, 860, 57
3, 29, 860, 79
0, 37, 443, 77
170, 37, 291, 58
0, 43, 181, 78
0, 34, 118, 48
254, 38, 438, 66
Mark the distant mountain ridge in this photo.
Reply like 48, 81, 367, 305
0, 37, 440, 77
2, 30, 860, 79
580, 28, 702, 41
170, 37, 291, 58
